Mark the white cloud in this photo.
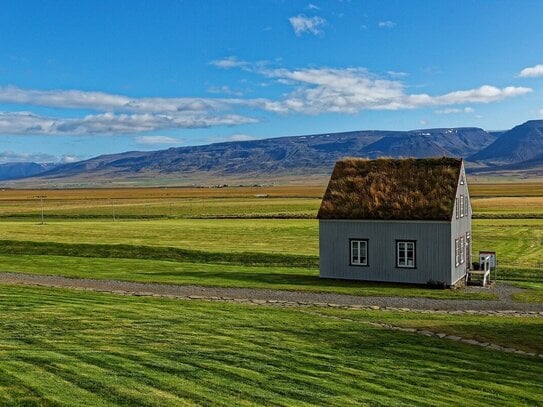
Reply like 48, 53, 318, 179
387, 71, 408, 78
0, 85, 264, 135
307, 3, 320, 10
0, 150, 57, 164
0, 85, 254, 113
226, 134, 254, 141
538, 109, 543, 118
378, 21, 396, 29
419, 119, 428, 126
289, 15, 326, 36
430, 85, 531, 105
435, 107, 475, 114
0, 64, 533, 137
210, 56, 249, 70
435, 108, 462, 114
207, 85, 243, 96
257, 67, 532, 114
519, 64, 543, 78
0, 111, 257, 135
135, 136, 185, 145
60, 155, 81, 163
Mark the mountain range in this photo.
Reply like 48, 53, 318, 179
3, 120, 543, 187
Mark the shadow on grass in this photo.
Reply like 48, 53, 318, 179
138, 269, 475, 297
0, 239, 318, 268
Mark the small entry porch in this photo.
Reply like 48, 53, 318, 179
466, 252, 497, 287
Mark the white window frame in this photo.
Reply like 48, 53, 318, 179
460, 236, 465, 264
466, 231, 471, 265
397, 241, 416, 268
350, 239, 368, 266
460, 195, 465, 218
465, 195, 469, 216
455, 238, 460, 267
455, 197, 459, 219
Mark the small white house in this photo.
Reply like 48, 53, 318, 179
318, 157, 472, 286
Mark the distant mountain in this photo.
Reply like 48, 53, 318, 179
6, 121, 543, 186
361, 135, 450, 158
30, 131, 389, 183
469, 120, 543, 164
0, 162, 57, 181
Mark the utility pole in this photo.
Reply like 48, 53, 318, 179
111, 200, 116, 222
35, 195, 46, 224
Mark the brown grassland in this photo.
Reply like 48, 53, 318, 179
0, 185, 326, 200
469, 182, 543, 197
1, 182, 543, 219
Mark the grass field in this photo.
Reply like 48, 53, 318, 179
472, 196, 543, 217
0, 253, 495, 300
3, 183, 543, 220
0, 186, 323, 219
0, 218, 540, 268
0, 284, 540, 406
0, 182, 541, 300
0, 182, 541, 404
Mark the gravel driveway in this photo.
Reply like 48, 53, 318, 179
0, 272, 541, 313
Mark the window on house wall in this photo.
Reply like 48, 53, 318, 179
460, 236, 465, 264
460, 195, 465, 217
456, 197, 459, 219
465, 195, 469, 216
350, 239, 368, 266
455, 238, 460, 267
466, 232, 471, 265
397, 241, 415, 268
460, 175, 465, 185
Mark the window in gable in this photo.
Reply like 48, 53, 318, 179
456, 197, 459, 219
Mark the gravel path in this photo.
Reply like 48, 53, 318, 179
0, 272, 542, 313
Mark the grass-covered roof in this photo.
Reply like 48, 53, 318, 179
318, 157, 462, 221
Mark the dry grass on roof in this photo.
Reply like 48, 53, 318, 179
318, 157, 461, 220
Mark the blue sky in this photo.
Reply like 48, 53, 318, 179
1, 0, 542, 163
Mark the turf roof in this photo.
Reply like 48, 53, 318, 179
318, 157, 462, 221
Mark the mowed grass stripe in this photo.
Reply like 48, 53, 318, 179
320, 308, 543, 354
0, 218, 319, 256
0, 284, 541, 406
0, 217, 540, 272
1, 358, 114, 406
15, 351, 219, 406
0, 254, 498, 299
0, 239, 318, 268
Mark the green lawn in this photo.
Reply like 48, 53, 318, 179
321, 308, 543, 354
0, 253, 495, 300
1, 218, 541, 264
0, 219, 319, 255
0, 217, 541, 300
0, 284, 540, 406
472, 219, 543, 268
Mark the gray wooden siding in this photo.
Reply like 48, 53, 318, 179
319, 219, 452, 285
450, 162, 472, 284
